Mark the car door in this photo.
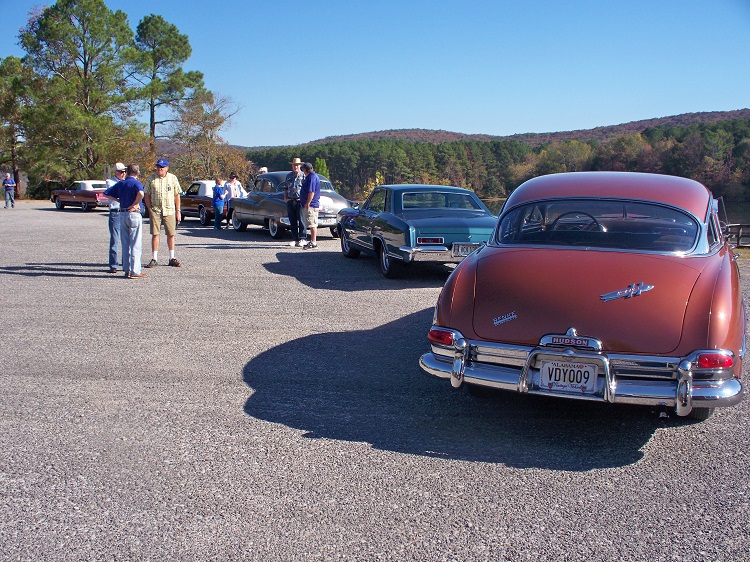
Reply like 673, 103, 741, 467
351, 188, 389, 249
182, 183, 203, 217
243, 178, 274, 225
257, 178, 286, 223
65, 182, 81, 204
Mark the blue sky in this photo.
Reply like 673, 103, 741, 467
1, 0, 749, 147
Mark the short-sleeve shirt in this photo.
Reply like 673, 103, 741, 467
285, 171, 304, 200
213, 184, 225, 206
144, 172, 181, 216
104, 176, 144, 210
3, 178, 16, 192
105, 177, 120, 210
300, 172, 320, 208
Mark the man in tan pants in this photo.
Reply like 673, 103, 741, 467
144, 158, 183, 268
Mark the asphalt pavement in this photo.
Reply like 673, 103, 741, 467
1, 201, 749, 561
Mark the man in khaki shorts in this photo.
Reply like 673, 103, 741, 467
144, 158, 182, 268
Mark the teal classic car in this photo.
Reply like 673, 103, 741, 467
336, 184, 496, 278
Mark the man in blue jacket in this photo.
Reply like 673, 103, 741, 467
103, 164, 147, 279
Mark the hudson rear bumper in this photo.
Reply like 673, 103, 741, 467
420, 345, 744, 416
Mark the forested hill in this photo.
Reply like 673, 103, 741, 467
296, 109, 750, 147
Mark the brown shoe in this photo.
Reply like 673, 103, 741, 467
108, 268, 118, 274
129, 272, 148, 279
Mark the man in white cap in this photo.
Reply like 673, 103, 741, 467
105, 162, 127, 273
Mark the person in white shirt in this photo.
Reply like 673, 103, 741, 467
223, 172, 246, 228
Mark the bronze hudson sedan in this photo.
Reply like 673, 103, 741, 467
230, 171, 349, 238
420, 172, 746, 420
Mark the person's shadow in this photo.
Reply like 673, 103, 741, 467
243, 309, 663, 470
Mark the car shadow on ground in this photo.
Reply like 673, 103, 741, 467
263, 250, 453, 291
243, 309, 663, 471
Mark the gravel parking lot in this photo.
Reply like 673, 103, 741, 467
1, 201, 749, 561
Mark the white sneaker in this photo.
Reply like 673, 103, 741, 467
289, 241, 297, 247
303, 241, 318, 250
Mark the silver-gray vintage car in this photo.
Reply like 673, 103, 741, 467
230, 171, 350, 238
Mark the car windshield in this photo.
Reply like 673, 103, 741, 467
497, 199, 699, 252
402, 192, 482, 210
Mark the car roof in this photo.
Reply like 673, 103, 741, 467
258, 171, 331, 183
505, 172, 711, 219
379, 184, 474, 194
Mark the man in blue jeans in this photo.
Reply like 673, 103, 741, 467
105, 163, 127, 273
284, 158, 306, 246
3, 173, 16, 208
104, 164, 147, 279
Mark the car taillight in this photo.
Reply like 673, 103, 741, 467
697, 353, 733, 369
428, 329, 454, 346
418, 237, 444, 244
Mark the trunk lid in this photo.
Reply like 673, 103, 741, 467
472, 248, 704, 354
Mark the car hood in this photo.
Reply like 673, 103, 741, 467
471, 247, 704, 354
319, 191, 348, 210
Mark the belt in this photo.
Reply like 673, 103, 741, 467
117, 209, 136, 213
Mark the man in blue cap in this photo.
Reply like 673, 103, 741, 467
143, 158, 182, 268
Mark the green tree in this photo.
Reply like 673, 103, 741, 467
0, 56, 32, 187
168, 89, 242, 181
314, 157, 330, 179
19, 0, 136, 178
536, 140, 594, 175
133, 14, 204, 143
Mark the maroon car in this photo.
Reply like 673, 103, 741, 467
420, 172, 746, 420
51, 180, 109, 211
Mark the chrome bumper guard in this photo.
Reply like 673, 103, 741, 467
419, 330, 744, 416
399, 245, 473, 263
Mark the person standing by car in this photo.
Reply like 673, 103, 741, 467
104, 164, 147, 279
212, 177, 226, 231
223, 172, 246, 228
300, 162, 320, 250
3, 173, 16, 208
144, 158, 182, 268
285, 158, 306, 247
104, 163, 127, 273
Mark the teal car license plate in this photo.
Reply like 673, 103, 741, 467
452, 243, 480, 257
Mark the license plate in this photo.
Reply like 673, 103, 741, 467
452, 243, 480, 257
540, 360, 597, 394
318, 218, 335, 226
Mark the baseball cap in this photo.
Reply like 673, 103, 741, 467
114, 162, 126, 172
156, 158, 169, 167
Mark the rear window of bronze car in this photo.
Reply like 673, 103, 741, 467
498, 199, 699, 252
